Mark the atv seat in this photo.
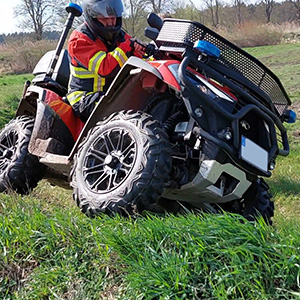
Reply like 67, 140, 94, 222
33, 49, 70, 91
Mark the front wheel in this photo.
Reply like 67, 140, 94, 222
71, 110, 172, 217
0, 116, 46, 194
220, 178, 274, 224
242, 178, 274, 224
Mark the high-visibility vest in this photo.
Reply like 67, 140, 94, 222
66, 23, 134, 108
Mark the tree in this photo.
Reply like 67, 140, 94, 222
262, 0, 275, 22
290, 0, 300, 22
203, 0, 222, 27
232, 0, 244, 26
145, 0, 175, 14
123, 0, 148, 38
14, 0, 64, 41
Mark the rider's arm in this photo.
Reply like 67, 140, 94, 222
68, 32, 144, 77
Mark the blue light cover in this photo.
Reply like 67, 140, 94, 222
67, 2, 83, 14
194, 40, 221, 58
286, 110, 297, 123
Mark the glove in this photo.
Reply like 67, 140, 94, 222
130, 38, 146, 58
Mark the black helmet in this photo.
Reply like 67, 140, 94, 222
83, 0, 124, 43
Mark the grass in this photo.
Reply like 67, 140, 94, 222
245, 43, 300, 102
0, 74, 33, 128
0, 43, 300, 299
0, 188, 299, 300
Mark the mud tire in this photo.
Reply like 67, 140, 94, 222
0, 116, 46, 194
242, 178, 274, 224
71, 110, 172, 217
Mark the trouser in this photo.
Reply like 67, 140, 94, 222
72, 91, 102, 123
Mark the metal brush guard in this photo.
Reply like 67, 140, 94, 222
156, 19, 291, 117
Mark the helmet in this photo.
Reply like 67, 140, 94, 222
83, 0, 124, 43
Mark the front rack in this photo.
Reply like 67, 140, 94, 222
156, 19, 291, 117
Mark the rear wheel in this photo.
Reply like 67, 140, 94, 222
71, 110, 172, 217
0, 116, 46, 194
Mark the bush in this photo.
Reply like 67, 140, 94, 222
0, 40, 57, 75
217, 22, 283, 47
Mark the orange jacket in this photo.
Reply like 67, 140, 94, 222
67, 23, 139, 108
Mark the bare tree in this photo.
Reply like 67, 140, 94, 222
233, 0, 243, 26
203, 0, 222, 27
262, 0, 275, 22
123, 0, 148, 37
290, 0, 300, 23
14, 0, 63, 40
145, 0, 175, 14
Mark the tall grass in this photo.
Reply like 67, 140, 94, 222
0, 40, 56, 75
0, 190, 299, 299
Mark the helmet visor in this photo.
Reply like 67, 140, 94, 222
86, 0, 124, 18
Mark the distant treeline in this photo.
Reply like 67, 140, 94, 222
0, 31, 61, 44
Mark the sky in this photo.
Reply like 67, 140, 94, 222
0, 0, 208, 35
1, 0, 20, 34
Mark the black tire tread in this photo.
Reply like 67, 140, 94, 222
71, 110, 172, 217
0, 116, 45, 194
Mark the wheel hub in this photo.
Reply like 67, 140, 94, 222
104, 154, 121, 169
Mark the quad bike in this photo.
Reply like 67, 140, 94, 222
0, 4, 296, 223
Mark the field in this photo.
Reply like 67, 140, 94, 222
0, 43, 300, 299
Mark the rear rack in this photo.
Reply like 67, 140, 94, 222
156, 19, 291, 117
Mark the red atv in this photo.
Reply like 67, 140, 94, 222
0, 4, 296, 222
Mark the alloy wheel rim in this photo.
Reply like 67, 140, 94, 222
83, 128, 137, 193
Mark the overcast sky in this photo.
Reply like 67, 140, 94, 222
1, 0, 20, 34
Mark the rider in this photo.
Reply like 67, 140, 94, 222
67, 0, 146, 122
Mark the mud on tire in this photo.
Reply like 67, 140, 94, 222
0, 116, 46, 194
71, 110, 172, 217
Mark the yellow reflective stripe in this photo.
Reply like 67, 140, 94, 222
89, 51, 106, 74
71, 66, 94, 79
94, 77, 106, 92
111, 47, 128, 67
67, 91, 84, 106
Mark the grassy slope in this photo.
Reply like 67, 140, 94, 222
0, 44, 300, 299
246, 43, 300, 222
0, 74, 33, 128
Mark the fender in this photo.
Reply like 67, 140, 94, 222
16, 85, 84, 157
69, 56, 178, 159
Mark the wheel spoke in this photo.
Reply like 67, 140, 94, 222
119, 167, 129, 176
103, 135, 111, 153
121, 161, 133, 169
116, 129, 124, 151
0, 159, 7, 169
6, 132, 15, 148
90, 172, 109, 190
0, 143, 9, 152
105, 132, 117, 151
89, 148, 107, 161
106, 173, 114, 190
83, 163, 105, 176
121, 141, 135, 157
